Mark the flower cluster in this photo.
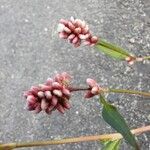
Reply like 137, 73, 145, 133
24, 72, 72, 115
57, 17, 98, 47
84, 78, 102, 98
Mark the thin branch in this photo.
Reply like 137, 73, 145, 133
109, 88, 150, 97
0, 125, 150, 149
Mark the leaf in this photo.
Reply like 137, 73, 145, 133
101, 139, 122, 150
96, 45, 127, 60
100, 95, 139, 150
99, 39, 130, 56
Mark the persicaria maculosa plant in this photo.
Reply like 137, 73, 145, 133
0, 17, 150, 150
58, 17, 150, 65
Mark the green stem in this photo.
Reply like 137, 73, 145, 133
109, 88, 150, 97
0, 126, 150, 149
143, 56, 150, 60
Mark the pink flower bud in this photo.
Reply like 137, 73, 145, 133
68, 21, 75, 30
52, 82, 62, 90
30, 86, 39, 94
39, 84, 52, 91
62, 88, 71, 97
91, 86, 99, 94
51, 96, 58, 106
86, 78, 97, 87
41, 99, 49, 110
53, 90, 63, 97
60, 19, 68, 25
59, 32, 68, 39
27, 95, 36, 104
68, 34, 76, 40
128, 60, 134, 65
83, 41, 91, 46
46, 78, 53, 85
56, 104, 65, 114
84, 91, 94, 98
34, 103, 42, 114
45, 106, 54, 114
72, 37, 79, 44
64, 27, 72, 33
63, 99, 71, 109
79, 34, 87, 40
125, 57, 131, 61
91, 36, 98, 43
37, 91, 45, 98
74, 28, 81, 34
23, 91, 32, 98
45, 91, 52, 99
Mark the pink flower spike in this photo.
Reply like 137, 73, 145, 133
24, 72, 72, 115
58, 17, 98, 47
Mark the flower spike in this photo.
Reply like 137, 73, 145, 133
24, 72, 72, 115
58, 17, 98, 47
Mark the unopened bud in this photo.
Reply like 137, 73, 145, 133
53, 90, 63, 97
51, 96, 58, 106
37, 91, 45, 98
41, 99, 49, 110
45, 91, 52, 99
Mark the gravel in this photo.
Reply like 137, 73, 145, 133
0, 0, 150, 149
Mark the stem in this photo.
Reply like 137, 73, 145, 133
109, 88, 150, 97
69, 87, 90, 92
142, 56, 150, 60
0, 126, 149, 149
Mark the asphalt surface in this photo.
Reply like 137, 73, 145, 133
0, 0, 150, 150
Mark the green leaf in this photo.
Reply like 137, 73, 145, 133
100, 95, 139, 150
99, 39, 130, 56
96, 45, 127, 60
101, 139, 121, 150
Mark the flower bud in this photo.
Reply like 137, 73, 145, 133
51, 96, 58, 106
53, 90, 63, 97
45, 91, 52, 99
91, 86, 99, 94
37, 91, 45, 98
34, 103, 42, 114
86, 78, 97, 87
41, 99, 49, 110
56, 104, 65, 114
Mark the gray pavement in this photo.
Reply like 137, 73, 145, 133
0, 0, 150, 149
